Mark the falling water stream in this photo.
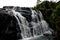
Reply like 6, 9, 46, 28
5, 7, 53, 40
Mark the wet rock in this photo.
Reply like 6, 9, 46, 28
0, 8, 22, 40
16, 7, 32, 22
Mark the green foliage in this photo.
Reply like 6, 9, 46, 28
51, 4, 60, 31
34, 1, 56, 10
33, 1, 57, 28
33, 1, 60, 39
33, 1, 60, 31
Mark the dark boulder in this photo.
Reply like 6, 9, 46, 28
0, 9, 22, 40
16, 7, 32, 22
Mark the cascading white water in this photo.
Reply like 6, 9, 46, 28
6, 7, 53, 40
31, 10, 52, 36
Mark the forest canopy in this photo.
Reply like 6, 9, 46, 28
33, 1, 60, 40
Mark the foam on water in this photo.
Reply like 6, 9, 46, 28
6, 7, 53, 40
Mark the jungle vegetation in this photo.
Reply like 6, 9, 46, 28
33, 1, 60, 40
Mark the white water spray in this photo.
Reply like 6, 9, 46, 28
6, 8, 53, 40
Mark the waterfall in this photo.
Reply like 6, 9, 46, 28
5, 7, 53, 40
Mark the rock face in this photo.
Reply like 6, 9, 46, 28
0, 6, 33, 40
0, 7, 22, 40
0, 6, 53, 40
0, 6, 32, 40
16, 7, 32, 22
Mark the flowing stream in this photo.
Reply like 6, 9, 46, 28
5, 7, 53, 40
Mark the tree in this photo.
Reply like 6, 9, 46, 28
51, 4, 60, 31
33, 1, 60, 40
